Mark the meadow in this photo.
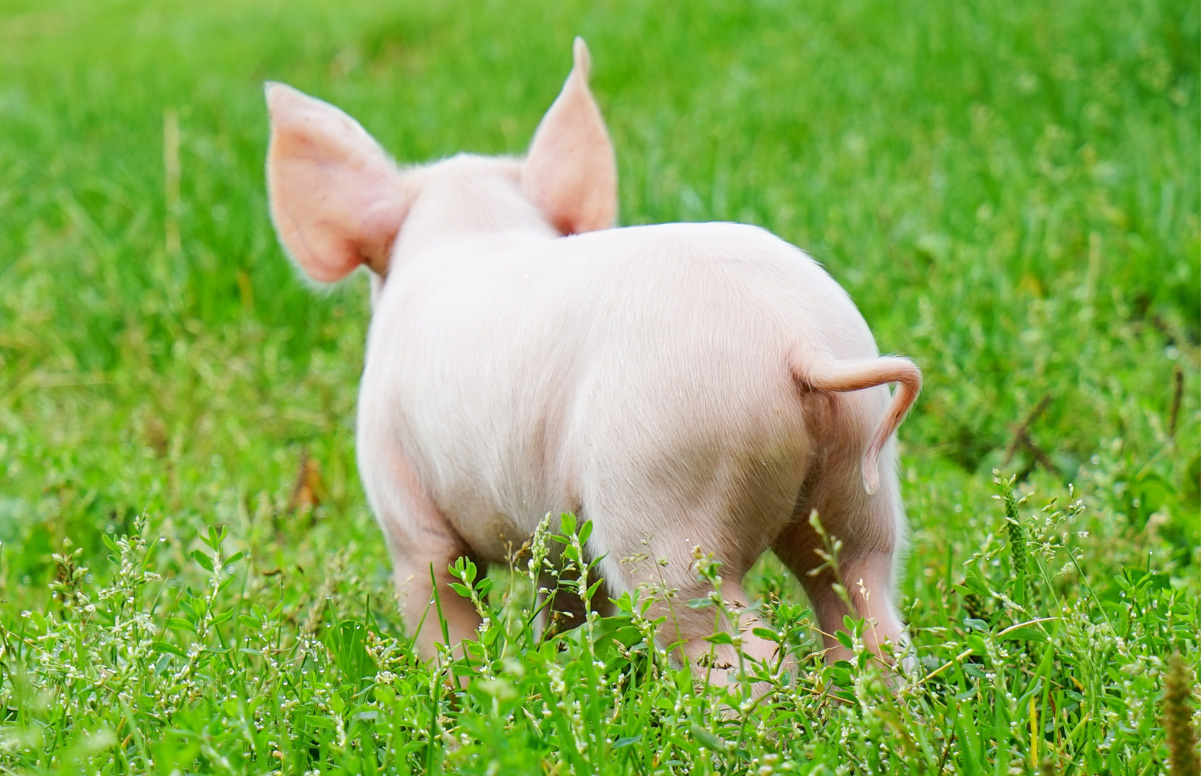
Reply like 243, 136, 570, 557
1, 0, 1198, 773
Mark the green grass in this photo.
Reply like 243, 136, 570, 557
1, 0, 1198, 773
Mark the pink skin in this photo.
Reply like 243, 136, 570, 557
265, 38, 921, 685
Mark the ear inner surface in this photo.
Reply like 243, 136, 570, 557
522, 37, 618, 235
265, 83, 406, 283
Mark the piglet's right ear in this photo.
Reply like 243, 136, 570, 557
522, 38, 617, 235
265, 83, 407, 282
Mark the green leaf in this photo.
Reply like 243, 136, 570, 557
705, 631, 736, 646
303, 714, 336, 730
690, 724, 729, 752
153, 640, 186, 657
191, 549, 214, 573
585, 578, 604, 601
998, 623, 1048, 643
963, 663, 988, 679
751, 627, 779, 641
167, 617, 195, 633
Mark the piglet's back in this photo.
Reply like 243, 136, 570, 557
359, 220, 883, 550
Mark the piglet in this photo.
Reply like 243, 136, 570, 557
265, 38, 921, 682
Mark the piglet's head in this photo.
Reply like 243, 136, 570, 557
265, 37, 617, 284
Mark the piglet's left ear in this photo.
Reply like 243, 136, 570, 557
522, 38, 618, 235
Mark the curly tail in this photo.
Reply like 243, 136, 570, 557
790, 353, 922, 495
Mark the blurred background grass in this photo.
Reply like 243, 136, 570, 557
0, 0, 1197, 647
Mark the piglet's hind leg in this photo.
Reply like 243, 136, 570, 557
363, 445, 484, 661
773, 510, 909, 668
